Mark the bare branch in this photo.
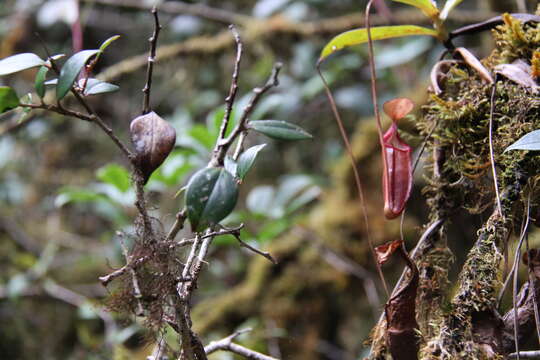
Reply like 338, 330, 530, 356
509, 351, 540, 359
211, 62, 282, 166
99, 255, 150, 286
232, 231, 277, 264
204, 328, 252, 354
142, 7, 162, 115
205, 328, 279, 360
167, 209, 187, 241
217, 25, 243, 144
118, 233, 144, 316
232, 131, 247, 160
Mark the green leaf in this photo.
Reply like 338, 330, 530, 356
34, 66, 49, 98
237, 144, 267, 180
185, 167, 239, 231
188, 125, 216, 150
257, 218, 290, 243
96, 163, 131, 193
440, 0, 464, 20
224, 156, 237, 177
99, 35, 121, 53
248, 120, 312, 140
246, 185, 275, 216
56, 49, 99, 100
0, 53, 45, 76
83, 78, 119, 96
319, 25, 438, 62
55, 188, 109, 207
389, 0, 439, 19
0, 87, 19, 114
504, 130, 540, 152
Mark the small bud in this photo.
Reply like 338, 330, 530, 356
130, 111, 176, 184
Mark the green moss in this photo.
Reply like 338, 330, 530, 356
415, 13, 540, 360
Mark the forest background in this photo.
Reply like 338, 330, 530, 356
0, 0, 533, 359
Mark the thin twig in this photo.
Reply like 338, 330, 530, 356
118, 232, 145, 316
99, 255, 150, 286
511, 194, 531, 359
412, 124, 436, 175
498, 204, 529, 307
134, 171, 154, 239
142, 7, 161, 115
217, 25, 242, 142
525, 194, 540, 347
167, 209, 187, 241
315, 66, 388, 297
489, 80, 503, 217
211, 63, 282, 166
179, 234, 202, 297
365, 0, 391, 297
232, 231, 277, 264
365, 0, 386, 151
205, 328, 279, 360
509, 351, 540, 359
232, 131, 247, 160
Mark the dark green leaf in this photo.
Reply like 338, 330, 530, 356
237, 144, 267, 180
83, 78, 119, 96
224, 156, 237, 177
34, 66, 49, 98
96, 164, 131, 193
249, 120, 312, 140
504, 130, 540, 152
319, 26, 438, 62
56, 49, 99, 100
185, 167, 239, 231
0, 87, 19, 114
0, 53, 45, 76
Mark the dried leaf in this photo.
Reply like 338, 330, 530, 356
494, 60, 539, 93
429, 60, 460, 95
375, 239, 404, 265
378, 239, 420, 360
130, 111, 177, 184
454, 47, 494, 84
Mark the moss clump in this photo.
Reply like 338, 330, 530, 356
415, 14, 540, 360
418, 16, 540, 216
487, 13, 540, 66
